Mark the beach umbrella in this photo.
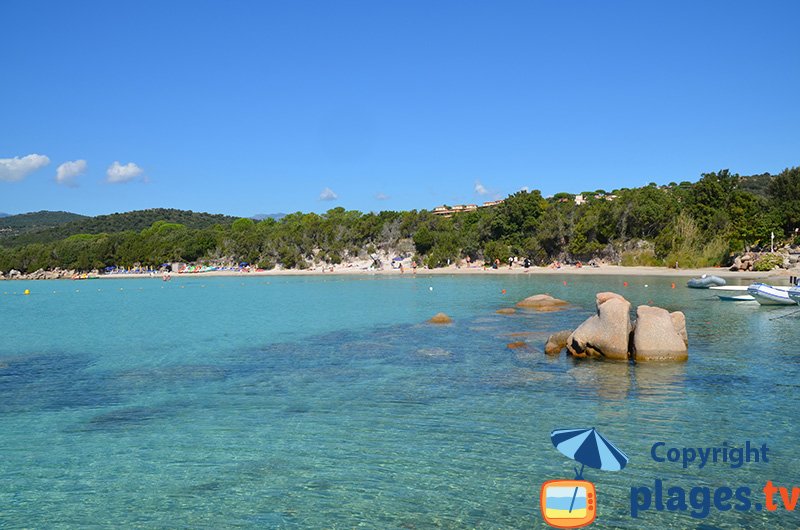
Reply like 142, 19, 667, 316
551, 427, 629, 514
551, 427, 628, 479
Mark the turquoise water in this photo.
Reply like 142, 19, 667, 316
1, 274, 799, 529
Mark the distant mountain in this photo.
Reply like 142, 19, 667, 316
1, 208, 237, 247
0, 210, 88, 239
251, 213, 287, 221
0, 213, 9, 218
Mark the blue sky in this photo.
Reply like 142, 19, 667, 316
2, 0, 798, 217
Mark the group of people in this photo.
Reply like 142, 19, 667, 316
488, 256, 532, 269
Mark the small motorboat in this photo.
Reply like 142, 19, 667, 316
710, 285, 755, 301
747, 283, 797, 306
687, 275, 726, 289
716, 293, 756, 302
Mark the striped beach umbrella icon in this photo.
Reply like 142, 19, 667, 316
551, 427, 629, 479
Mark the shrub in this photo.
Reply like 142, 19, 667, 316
620, 249, 661, 267
753, 253, 784, 271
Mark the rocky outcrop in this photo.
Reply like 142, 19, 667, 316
541, 292, 689, 362
545, 330, 572, 355
566, 292, 632, 360
427, 312, 453, 324
516, 294, 569, 312
1, 268, 83, 280
496, 308, 516, 315
632, 306, 688, 362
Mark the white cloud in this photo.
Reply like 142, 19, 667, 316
319, 187, 338, 201
106, 161, 144, 183
0, 154, 50, 182
375, 192, 390, 200
474, 180, 489, 195
55, 159, 87, 187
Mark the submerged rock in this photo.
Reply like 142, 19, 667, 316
545, 330, 573, 355
516, 294, 569, 312
506, 341, 528, 349
566, 292, 631, 360
416, 347, 452, 357
496, 308, 516, 315
633, 306, 688, 362
427, 312, 453, 324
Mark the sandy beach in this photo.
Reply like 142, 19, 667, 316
98, 264, 781, 282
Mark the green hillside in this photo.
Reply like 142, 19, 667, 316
1, 208, 236, 247
0, 211, 88, 239
1, 167, 798, 274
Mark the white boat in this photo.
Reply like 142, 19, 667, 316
716, 293, 756, 302
709, 285, 749, 291
709, 285, 755, 301
747, 283, 798, 306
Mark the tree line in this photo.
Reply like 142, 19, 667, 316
1, 167, 798, 273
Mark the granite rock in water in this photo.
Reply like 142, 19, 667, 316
427, 312, 453, 324
516, 294, 569, 312
633, 306, 689, 362
566, 292, 631, 360
545, 330, 573, 355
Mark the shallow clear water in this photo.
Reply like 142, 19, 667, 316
1, 274, 798, 528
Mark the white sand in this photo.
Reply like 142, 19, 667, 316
99, 264, 778, 281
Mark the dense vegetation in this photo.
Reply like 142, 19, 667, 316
1, 167, 798, 273
0, 208, 236, 246
0, 210, 87, 238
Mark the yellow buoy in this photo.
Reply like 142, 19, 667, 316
23, 289, 30, 295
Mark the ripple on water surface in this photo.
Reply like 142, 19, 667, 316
0, 275, 798, 528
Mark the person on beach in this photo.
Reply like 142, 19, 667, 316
508, 256, 513, 269
465, 255, 471, 268
399, 263, 404, 274
493, 258, 500, 269
412, 261, 417, 274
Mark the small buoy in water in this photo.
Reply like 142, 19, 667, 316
429, 286, 433, 291
623, 281, 628, 287
644, 284, 649, 288
23, 289, 30, 295
501, 289, 506, 294
671, 282, 676, 289
563, 281, 567, 286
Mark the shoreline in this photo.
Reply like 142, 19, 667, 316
86, 264, 778, 281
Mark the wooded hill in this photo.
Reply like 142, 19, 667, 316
1, 167, 798, 273
0, 208, 236, 247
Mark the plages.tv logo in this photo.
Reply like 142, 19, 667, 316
540, 428, 629, 529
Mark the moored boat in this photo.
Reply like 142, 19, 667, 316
711, 285, 755, 301
716, 293, 756, 301
747, 283, 797, 306
687, 275, 726, 289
